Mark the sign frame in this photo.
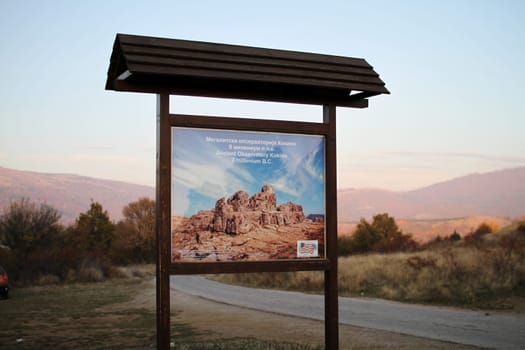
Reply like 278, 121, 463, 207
171, 126, 326, 264
168, 112, 331, 274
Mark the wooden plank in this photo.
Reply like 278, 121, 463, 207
110, 79, 370, 108
124, 53, 384, 86
170, 259, 331, 275
169, 114, 329, 135
120, 44, 379, 77
126, 63, 389, 93
323, 104, 339, 350
118, 33, 372, 68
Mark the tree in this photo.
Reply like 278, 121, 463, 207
466, 221, 497, 243
0, 199, 65, 280
74, 201, 115, 255
351, 217, 382, 253
449, 230, 461, 241
473, 222, 494, 236
0, 198, 62, 257
351, 213, 416, 253
115, 197, 156, 263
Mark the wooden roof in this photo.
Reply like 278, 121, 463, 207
105, 34, 389, 108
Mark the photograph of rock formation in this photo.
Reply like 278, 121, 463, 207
172, 184, 324, 261
171, 127, 325, 262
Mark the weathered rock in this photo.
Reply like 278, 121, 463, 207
189, 184, 306, 236
278, 202, 305, 224
187, 210, 214, 231
260, 211, 284, 226
249, 184, 276, 211
211, 197, 230, 232
224, 212, 246, 234
227, 190, 250, 211
172, 219, 324, 262
210, 196, 254, 235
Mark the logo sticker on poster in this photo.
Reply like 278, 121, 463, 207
171, 127, 325, 263
297, 240, 319, 258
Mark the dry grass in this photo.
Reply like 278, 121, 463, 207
338, 241, 525, 305
117, 264, 156, 279
215, 232, 525, 309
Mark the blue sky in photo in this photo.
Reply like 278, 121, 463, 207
171, 127, 325, 216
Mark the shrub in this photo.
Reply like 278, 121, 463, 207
343, 213, 418, 254
449, 231, 461, 241
36, 274, 60, 285
73, 201, 115, 255
0, 198, 63, 258
466, 221, 498, 244
77, 266, 104, 282
0, 197, 157, 285
117, 264, 155, 279
474, 222, 493, 236
337, 235, 354, 256
115, 198, 156, 264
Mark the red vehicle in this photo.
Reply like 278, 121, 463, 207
0, 265, 8, 299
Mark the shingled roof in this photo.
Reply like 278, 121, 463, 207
105, 34, 389, 108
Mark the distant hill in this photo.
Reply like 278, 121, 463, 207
0, 166, 154, 223
338, 216, 513, 243
339, 166, 525, 222
2, 165, 524, 227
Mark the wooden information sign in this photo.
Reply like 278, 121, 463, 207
106, 33, 389, 349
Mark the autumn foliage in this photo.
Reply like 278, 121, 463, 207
338, 213, 417, 255
0, 197, 155, 284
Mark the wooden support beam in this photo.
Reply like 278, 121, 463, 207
324, 104, 339, 349
156, 94, 171, 350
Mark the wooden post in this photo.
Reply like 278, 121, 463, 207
324, 104, 339, 349
156, 94, 171, 350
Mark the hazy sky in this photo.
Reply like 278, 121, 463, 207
1, 1, 524, 191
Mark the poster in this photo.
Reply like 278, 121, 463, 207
171, 127, 325, 262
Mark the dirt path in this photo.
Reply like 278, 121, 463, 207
133, 278, 480, 349
171, 276, 525, 349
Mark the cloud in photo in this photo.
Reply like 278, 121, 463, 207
171, 128, 325, 216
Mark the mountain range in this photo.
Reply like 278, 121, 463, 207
0, 166, 154, 223
338, 166, 525, 222
1, 165, 524, 224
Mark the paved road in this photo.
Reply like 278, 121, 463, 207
171, 275, 525, 349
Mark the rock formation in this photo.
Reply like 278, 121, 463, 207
189, 184, 306, 235
249, 184, 277, 211
172, 183, 324, 262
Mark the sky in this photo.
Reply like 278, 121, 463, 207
1, 1, 524, 192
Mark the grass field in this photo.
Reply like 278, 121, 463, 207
0, 268, 319, 350
215, 229, 525, 311
0, 278, 157, 349
0, 267, 485, 349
